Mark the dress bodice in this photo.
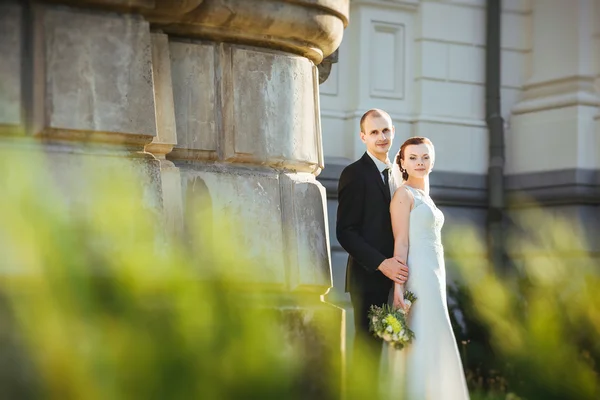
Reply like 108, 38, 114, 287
404, 185, 444, 247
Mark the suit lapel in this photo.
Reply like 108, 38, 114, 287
361, 153, 391, 202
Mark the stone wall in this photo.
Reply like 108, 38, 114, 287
317, 0, 600, 350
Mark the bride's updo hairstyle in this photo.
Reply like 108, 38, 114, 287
396, 137, 435, 181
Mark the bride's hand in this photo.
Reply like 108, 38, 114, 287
393, 284, 407, 311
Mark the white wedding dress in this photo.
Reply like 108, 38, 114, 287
380, 185, 470, 400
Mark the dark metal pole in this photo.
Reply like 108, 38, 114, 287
485, 0, 506, 271
21, 0, 36, 137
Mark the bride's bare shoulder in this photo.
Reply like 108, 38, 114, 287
391, 184, 414, 206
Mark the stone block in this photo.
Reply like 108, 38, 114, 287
279, 302, 344, 399
42, 5, 156, 141
145, 0, 348, 64
418, 41, 448, 81
0, 2, 22, 130
328, 250, 351, 302
224, 47, 320, 171
448, 44, 485, 84
501, 11, 529, 51
420, 2, 477, 44
145, 32, 177, 157
168, 40, 217, 160
412, 121, 488, 174
320, 115, 348, 159
178, 165, 286, 286
501, 49, 527, 89
508, 106, 600, 173
419, 80, 484, 120
280, 173, 331, 292
502, 0, 531, 13
38, 149, 162, 217
471, 6, 486, 47
52, 0, 155, 11
157, 159, 184, 240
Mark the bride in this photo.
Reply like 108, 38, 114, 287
380, 136, 470, 400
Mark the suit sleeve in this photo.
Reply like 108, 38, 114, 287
336, 167, 386, 272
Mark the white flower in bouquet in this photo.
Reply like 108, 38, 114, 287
386, 325, 393, 333
404, 299, 412, 309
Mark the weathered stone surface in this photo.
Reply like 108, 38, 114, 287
224, 47, 321, 171
279, 302, 344, 399
36, 147, 162, 216
145, 32, 177, 157
43, 0, 156, 11
157, 159, 184, 240
280, 173, 331, 292
169, 40, 217, 160
42, 5, 156, 141
43, 0, 349, 64
0, 2, 22, 130
177, 165, 332, 291
147, 0, 349, 64
2, 1, 348, 393
179, 165, 286, 286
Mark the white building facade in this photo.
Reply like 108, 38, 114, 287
318, 0, 600, 326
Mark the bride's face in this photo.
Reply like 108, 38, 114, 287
401, 144, 434, 179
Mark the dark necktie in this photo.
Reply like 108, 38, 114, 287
383, 168, 390, 188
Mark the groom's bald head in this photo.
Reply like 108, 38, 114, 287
360, 109, 392, 133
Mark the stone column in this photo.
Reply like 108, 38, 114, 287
510, 0, 600, 175
154, 3, 348, 396
507, 0, 600, 264
0, 0, 349, 397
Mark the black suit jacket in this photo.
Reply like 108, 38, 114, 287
336, 152, 394, 295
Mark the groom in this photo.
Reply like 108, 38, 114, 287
336, 109, 409, 368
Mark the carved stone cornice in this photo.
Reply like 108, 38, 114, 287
512, 75, 600, 115
42, 0, 350, 64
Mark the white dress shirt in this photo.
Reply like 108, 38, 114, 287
366, 150, 396, 196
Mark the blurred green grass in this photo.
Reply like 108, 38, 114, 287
0, 147, 310, 399
446, 205, 600, 400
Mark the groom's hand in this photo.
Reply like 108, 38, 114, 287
377, 258, 409, 284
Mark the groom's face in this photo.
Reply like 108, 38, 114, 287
360, 114, 395, 158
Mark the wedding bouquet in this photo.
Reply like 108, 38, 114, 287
368, 290, 417, 350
